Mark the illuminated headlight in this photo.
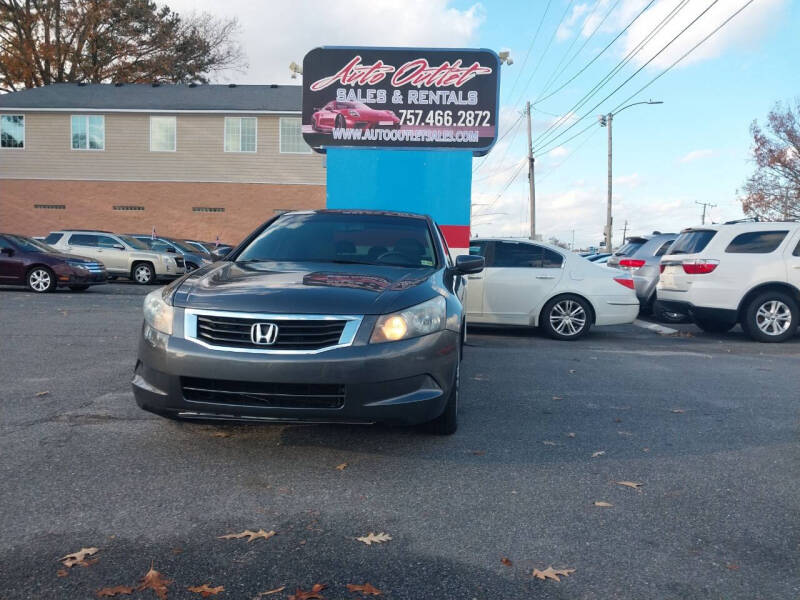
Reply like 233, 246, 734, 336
370, 296, 446, 343
143, 289, 174, 335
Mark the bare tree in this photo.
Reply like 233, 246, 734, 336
741, 99, 800, 221
0, 0, 247, 92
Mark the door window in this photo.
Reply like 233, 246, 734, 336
793, 239, 800, 257
541, 247, 564, 268
655, 240, 674, 256
0, 235, 12, 251
725, 231, 788, 254
493, 241, 543, 268
95, 235, 120, 249
68, 234, 98, 247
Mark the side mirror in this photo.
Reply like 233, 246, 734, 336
113, 244, 125, 250
1, 247, 13, 257
454, 254, 484, 275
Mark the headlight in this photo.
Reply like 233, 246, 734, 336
143, 289, 174, 335
66, 260, 87, 270
370, 296, 446, 343
348, 110, 359, 116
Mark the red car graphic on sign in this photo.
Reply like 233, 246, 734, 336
312, 101, 400, 133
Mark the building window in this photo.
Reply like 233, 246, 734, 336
193, 207, 225, 213
150, 116, 176, 152
71, 115, 105, 150
34, 204, 66, 209
279, 117, 310, 154
1, 115, 24, 149
224, 117, 257, 152
113, 205, 144, 211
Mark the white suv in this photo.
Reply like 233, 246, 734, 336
657, 221, 800, 342
45, 230, 185, 284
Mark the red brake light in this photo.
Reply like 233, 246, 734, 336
659, 264, 665, 273
614, 277, 635, 289
619, 259, 646, 269
682, 259, 719, 274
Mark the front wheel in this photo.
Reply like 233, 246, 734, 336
27, 267, 56, 293
335, 115, 346, 129
428, 358, 459, 435
132, 262, 155, 285
540, 295, 592, 340
741, 292, 798, 343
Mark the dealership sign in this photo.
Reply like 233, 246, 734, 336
302, 47, 500, 156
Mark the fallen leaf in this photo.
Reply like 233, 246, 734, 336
172, 548, 183, 555
566, 432, 576, 438
212, 432, 230, 438
57, 569, 69, 578
289, 583, 327, 600
593, 501, 614, 507
542, 440, 558, 446
136, 564, 172, 600
80, 558, 100, 568
472, 374, 489, 381
188, 583, 224, 597
591, 450, 605, 458
617, 430, 634, 437
357, 532, 392, 545
552, 395, 563, 401
346, 582, 382, 595
470, 450, 486, 456
642, 447, 650, 452
218, 529, 276, 542
613, 418, 622, 423
35, 391, 50, 397
96, 586, 134, 597
615, 481, 643, 490
568, 369, 576, 374
60, 547, 99, 567
726, 563, 740, 571
335, 463, 348, 471
501, 557, 513, 567
671, 409, 685, 414
253, 586, 286, 598
532, 566, 576, 582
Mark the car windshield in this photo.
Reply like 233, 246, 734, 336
163, 239, 198, 253
669, 230, 716, 254
6, 235, 55, 253
335, 102, 368, 110
614, 240, 646, 256
236, 212, 438, 268
118, 235, 149, 250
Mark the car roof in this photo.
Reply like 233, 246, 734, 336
681, 221, 800, 233
55, 229, 115, 234
472, 237, 569, 254
285, 208, 431, 221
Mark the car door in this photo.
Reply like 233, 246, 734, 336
464, 241, 489, 320
95, 235, 128, 272
0, 235, 26, 282
66, 234, 103, 264
482, 241, 565, 325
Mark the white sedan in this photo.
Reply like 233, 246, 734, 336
465, 238, 639, 340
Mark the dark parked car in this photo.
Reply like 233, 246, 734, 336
132, 210, 484, 434
184, 240, 233, 260
0, 233, 107, 292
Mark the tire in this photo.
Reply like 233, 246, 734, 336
68, 284, 90, 291
108, 275, 117, 281
335, 115, 346, 129
27, 267, 56, 293
132, 262, 155, 285
653, 299, 691, 324
540, 295, 592, 340
428, 355, 460, 435
740, 291, 798, 343
693, 317, 734, 334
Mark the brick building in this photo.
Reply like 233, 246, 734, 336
0, 83, 325, 244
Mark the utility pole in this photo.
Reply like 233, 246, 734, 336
620, 219, 628, 248
526, 101, 536, 240
695, 200, 716, 225
605, 112, 613, 253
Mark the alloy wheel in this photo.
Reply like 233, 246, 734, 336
29, 269, 51, 292
135, 265, 153, 284
549, 299, 587, 337
755, 300, 792, 336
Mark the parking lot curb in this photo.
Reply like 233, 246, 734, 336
633, 319, 679, 336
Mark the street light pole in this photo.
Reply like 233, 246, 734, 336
600, 100, 663, 254
526, 101, 536, 240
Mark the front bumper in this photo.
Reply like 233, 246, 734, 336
55, 267, 108, 286
132, 321, 459, 426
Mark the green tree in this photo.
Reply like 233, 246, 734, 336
741, 99, 800, 221
0, 0, 246, 92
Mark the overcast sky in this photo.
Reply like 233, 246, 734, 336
166, 0, 796, 248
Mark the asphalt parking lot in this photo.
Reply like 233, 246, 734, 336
1, 283, 798, 600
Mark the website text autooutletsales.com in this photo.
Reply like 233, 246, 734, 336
331, 128, 480, 143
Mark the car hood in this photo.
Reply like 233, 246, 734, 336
172, 261, 439, 315
38, 251, 97, 263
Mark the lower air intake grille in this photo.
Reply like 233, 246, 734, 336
181, 377, 345, 409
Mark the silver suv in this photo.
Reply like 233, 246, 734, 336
607, 232, 681, 321
44, 230, 185, 284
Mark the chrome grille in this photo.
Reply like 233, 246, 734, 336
81, 262, 105, 273
195, 315, 347, 350
181, 377, 345, 409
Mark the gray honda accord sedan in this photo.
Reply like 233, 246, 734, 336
132, 210, 484, 434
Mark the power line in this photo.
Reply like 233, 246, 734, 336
505, 0, 553, 103
473, 156, 526, 183
537, 126, 601, 180
535, 0, 654, 105
534, 0, 691, 151
472, 113, 524, 174
473, 160, 527, 216
533, 0, 722, 154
